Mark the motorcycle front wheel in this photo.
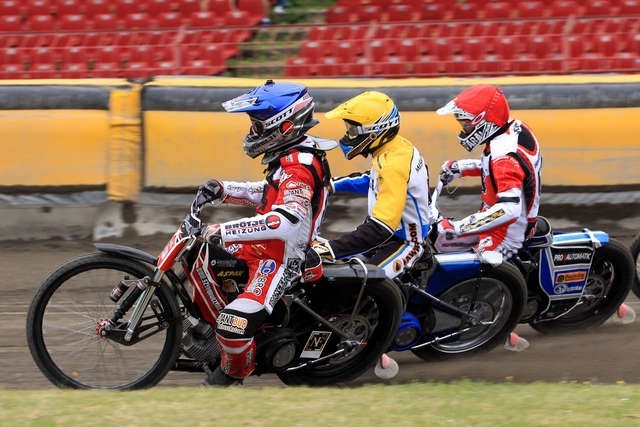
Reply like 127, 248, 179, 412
530, 239, 634, 333
629, 233, 640, 298
26, 253, 182, 390
412, 262, 527, 361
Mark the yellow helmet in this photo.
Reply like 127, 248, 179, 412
325, 91, 400, 160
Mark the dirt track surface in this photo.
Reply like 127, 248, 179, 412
2, 203, 640, 390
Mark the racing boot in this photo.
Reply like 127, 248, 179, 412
203, 366, 241, 387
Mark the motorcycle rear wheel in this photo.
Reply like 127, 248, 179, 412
412, 262, 527, 361
630, 233, 640, 298
530, 239, 634, 334
26, 253, 182, 389
276, 278, 403, 386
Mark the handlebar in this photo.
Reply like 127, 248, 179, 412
428, 180, 444, 224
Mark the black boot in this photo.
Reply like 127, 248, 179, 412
203, 366, 240, 387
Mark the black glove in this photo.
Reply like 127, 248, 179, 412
196, 179, 224, 207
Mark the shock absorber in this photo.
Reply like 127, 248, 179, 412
111, 278, 147, 322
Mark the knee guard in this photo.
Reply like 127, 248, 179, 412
215, 307, 265, 379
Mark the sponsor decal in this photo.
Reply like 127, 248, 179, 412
195, 267, 224, 312
217, 312, 248, 335
555, 271, 587, 284
402, 223, 421, 265
246, 273, 268, 296
266, 214, 281, 229
552, 249, 593, 266
478, 236, 494, 250
260, 259, 277, 275
224, 219, 267, 235
393, 259, 403, 273
300, 331, 332, 358
415, 157, 424, 172
210, 259, 239, 268
553, 283, 584, 294
460, 209, 505, 232
216, 270, 245, 278
280, 120, 295, 135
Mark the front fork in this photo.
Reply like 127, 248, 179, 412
110, 268, 164, 343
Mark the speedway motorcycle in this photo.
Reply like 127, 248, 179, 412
26, 197, 404, 390
421, 182, 634, 344
384, 180, 528, 361
630, 232, 640, 298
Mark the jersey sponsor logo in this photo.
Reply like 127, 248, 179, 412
246, 273, 269, 296
402, 223, 421, 265
460, 209, 505, 232
224, 219, 267, 235
266, 214, 281, 229
260, 259, 277, 274
217, 312, 248, 335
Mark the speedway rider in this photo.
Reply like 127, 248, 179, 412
435, 84, 542, 259
199, 80, 336, 386
312, 91, 431, 281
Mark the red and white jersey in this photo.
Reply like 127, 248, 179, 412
454, 119, 542, 254
217, 140, 330, 264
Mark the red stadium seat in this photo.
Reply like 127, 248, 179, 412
236, 0, 265, 20
209, 0, 232, 14
0, 14, 21, 31
315, 56, 341, 77
308, 25, 332, 41
284, 56, 312, 77
495, 36, 517, 60
189, 11, 221, 28
462, 37, 484, 61
620, 0, 640, 14
26, 14, 55, 32
85, 0, 114, 16
517, 1, 547, 19
417, 3, 445, 21
386, 4, 413, 22
56, 0, 85, 15
59, 61, 87, 78
0, 0, 21, 16
299, 40, 327, 63
483, 2, 512, 19
147, 0, 173, 16
333, 40, 359, 62
583, 0, 612, 16
59, 14, 89, 31
156, 11, 182, 28
93, 13, 120, 30
413, 57, 438, 76
566, 35, 585, 58
451, 2, 476, 20
126, 12, 153, 30
549, 0, 579, 17
325, 6, 353, 24
528, 35, 552, 59
376, 57, 407, 76
25, 0, 52, 15
593, 34, 618, 57
117, 0, 149, 16
397, 38, 420, 62
177, 0, 202, 14
367, 39, 392, 63
3, 47, 23, 65
432, 38, 451, 61
63, 45, 85, 63
224, 8, 259, 26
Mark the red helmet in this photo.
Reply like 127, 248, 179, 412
436, 84, 510, 151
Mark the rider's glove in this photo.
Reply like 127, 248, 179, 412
311, 238, 336, 262
196, 179, 224, 207
439, 160, 461, 185
436, 218, 460, 240
202, 223, 222, 245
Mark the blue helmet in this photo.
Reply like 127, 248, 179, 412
222, 80, 318, 163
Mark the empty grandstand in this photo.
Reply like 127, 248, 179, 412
0, 0, 638, 79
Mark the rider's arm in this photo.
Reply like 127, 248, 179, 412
219, 161, 315, 244
220, 180, 267, 207
454, 155, 525, 235
331, 171, 370, 194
